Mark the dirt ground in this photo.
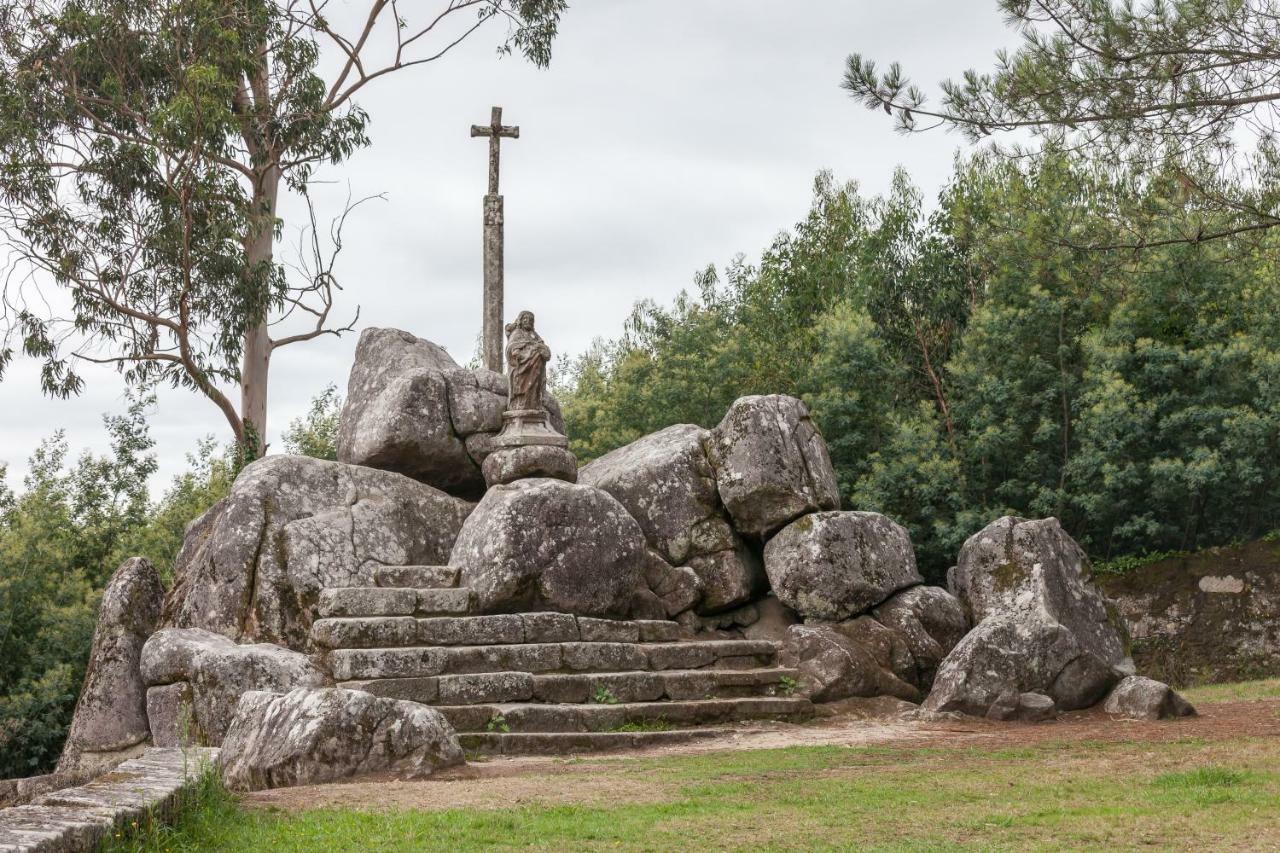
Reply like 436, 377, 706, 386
241, 695, 1280, 814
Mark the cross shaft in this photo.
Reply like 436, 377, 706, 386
470, 106, 520, 196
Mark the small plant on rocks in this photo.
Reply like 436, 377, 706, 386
592, 685, 620, 705
778, 676, 799, 696
485, 713, 511, 733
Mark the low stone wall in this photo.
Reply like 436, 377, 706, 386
1097, 540, 1280, 687
0, 746, 218, 851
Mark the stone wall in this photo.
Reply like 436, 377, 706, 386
1097, 540, 1280, 686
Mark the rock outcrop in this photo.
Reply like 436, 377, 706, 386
337, 328, 563, 497
56, 558, 165, 777
140, 628, 328, 745
708, 395, 839, 539
926, 517, 1131, 717
1102, 676, 1197, 720
580, 423, 764, 615
162, 455, 472, 651
764, 511, 923, 621
450, 479, 647, 617
218, 688, 464, 791
782, 585, 967, 703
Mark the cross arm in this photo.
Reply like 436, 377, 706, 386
471, 124, 521, 138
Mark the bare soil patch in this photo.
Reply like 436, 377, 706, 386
241, 695, 1280, 814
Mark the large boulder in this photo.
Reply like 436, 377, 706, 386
926, 516, 1131, 718
56, 558, 165, 778
140, 628, 328, 745
782, 584, 966, 703
764, 511, 923, 621
871, 585, 969, 688
708, 395, 839, 539
924, 612, 1115, 716
163, 455, 472, 651
1103, 676, 1197, 720
450, 479, 647, 617
579, 424, 721, 565
948, 516, 1129, 664
580, 423, 762, 615
783, 624, 921, 703
218, 688, 464, 791
337, 328, 563, 497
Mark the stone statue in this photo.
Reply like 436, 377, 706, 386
491, 310, 569, 456
504, 310, 551, 413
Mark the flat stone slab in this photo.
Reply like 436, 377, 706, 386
438, 697, 813, 733
374, 565, 459, 588
326, 639, 781, 680
0, 747, 217, 852
318, 587, 473, 619
339, 667, 799, 705
459, 728, 731, 756
312, 612, 694, 649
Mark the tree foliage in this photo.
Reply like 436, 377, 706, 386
0, 400, 233, 776
0, 0, 565, 456
843, 0, 1280, 248
559, 154, 1280, 579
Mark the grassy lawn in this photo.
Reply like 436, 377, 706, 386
104, 687, 1280, 852
1181, 677, 1280, 705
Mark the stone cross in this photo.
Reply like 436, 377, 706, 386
471, 106, 520, 373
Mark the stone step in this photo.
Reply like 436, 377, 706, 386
311, 612, 689, 649
438, 697, 813, 733
317, 586, 473, 618
459, 728, 731, 756
339, 667, 801, 705
326, 639, 781, 681
374, 565, 459, 588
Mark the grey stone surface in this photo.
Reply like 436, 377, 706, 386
520, 612, 580, 643
708, 395, 840, 539
578, 424, 723, 565
765, 511, 923, 621
642, 553, 703, 617
0, 748, 219, 851
986, 690, 1057, 722
924, 611, 1116, 716
140, 628, 327, 744
949, 516, 1129, 667
686, 541, 767, 615
337, 328, 475, 492
218, 688, 464, 792
163, 454, 473, 652
926, 516, 1130, 718
782, 624, 921, 704
451, 479, 647, 617
146, 682, 195, 748
577, 618, 641, 643
482, 444, 578, 487
57, 557, 165, 778
337, 328, 563, 495
871, 585, 969, 689
1102, 676, 1197, 720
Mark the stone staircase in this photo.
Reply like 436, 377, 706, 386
311, 565, 813, 754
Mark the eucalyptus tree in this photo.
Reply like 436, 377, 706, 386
0, 0, 565, 457
843, 0, 1280, 249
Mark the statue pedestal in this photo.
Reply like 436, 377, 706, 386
492, 409, 569, 449
483, 408, 576, 487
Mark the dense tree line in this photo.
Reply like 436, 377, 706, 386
0, 392, 337, 777
557, 152, 1280, 580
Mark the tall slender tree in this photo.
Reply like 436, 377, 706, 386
0, 0, 565, 457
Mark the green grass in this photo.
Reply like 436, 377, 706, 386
610, 719, 675, 733
1181, 677, 1280, 704
101, 733, 1280, 852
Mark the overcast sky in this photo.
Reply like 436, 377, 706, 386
0, 1, 1016, 492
